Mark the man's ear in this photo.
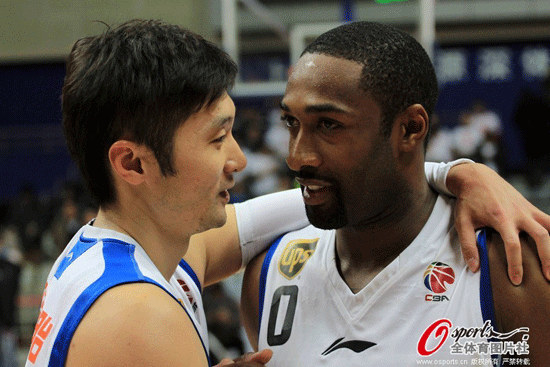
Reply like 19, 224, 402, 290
108, 140, 147, 186
398, 104, 429, 152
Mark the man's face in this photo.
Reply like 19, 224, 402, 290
281, 53, 398, 230
149, 93, 247, 236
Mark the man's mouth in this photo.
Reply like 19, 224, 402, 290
219, 181, 234, 203
295, 178, 333, 205
305, 185, 324, 191
219, 190, 230, 203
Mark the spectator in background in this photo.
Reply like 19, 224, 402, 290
10, 185, 45, 264
468, 99, 502, 171
452, 99, 502, 172
264, 99, 290, 161
235, 108, 284, 198
203, 283, 245, 364
0, 219, 23, 367
43, 181, 95, 258
513, 74, 550, 187
50, 197, 82, 256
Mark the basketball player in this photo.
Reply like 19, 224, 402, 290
26, 19, 548, 367
24, 19, 274, 367
241, 22, 550, 366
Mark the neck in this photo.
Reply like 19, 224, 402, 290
335, 182, 437, 292
93, 205, 190, 281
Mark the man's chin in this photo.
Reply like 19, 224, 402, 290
305, 205, 347, 230
199, 211, 227, 233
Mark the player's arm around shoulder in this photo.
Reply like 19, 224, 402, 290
65, 282, 209, 367
241, 249, 269, 351
487, 229, 550, 366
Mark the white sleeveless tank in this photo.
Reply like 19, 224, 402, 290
25, 223, 209, 366
257, 195, 510, 366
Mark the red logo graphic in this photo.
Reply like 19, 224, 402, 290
27, 282, 52, 364
423, 261, 455, 294
177, 279, 198, 312
417, 318, 453, 356
27, 310, 54, 363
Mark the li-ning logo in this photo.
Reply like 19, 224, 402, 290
278, 238, 317, 280
322, 337, 376, 356
423, 261, 455, 294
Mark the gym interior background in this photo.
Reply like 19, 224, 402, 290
1, 1, 550, 365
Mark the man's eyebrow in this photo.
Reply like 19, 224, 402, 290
211, 115, 233, 129
304, 104, 348, 114
279, 100, 348, 114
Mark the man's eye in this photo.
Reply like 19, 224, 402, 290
281, 115, 298, 128
213, 135, 226, 143
319, 119, 340, 130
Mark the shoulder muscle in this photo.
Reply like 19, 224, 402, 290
487, 229, 550, 366
66, 282, 208, 367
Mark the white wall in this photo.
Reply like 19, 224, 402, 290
1, 0, 211, 62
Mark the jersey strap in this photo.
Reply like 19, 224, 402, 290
178, 258, 202, 293
49, 239, 211, 367
478, 228, 496, 328
478, 229, 504, 366
258, 235, 284, 334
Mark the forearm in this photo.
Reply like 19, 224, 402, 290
235, 188, 309, 266
195, 189, 309, 287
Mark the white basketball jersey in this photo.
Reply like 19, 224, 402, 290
258, 195, 500, 366
25, 223, 209, 367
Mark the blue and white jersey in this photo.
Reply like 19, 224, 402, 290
25, 223, 209, 367
257, 195, 508, 366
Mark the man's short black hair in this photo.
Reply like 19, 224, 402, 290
62, 19, 238, 206
303, 21, 438, 139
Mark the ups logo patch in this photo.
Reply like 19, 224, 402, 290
278, 238, 318, 280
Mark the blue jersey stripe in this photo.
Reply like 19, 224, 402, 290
178, 258, 202, 293
49, 239, 211, 367
50, 240, 153, 366
258, 235, 284, 335
478, 229, 503, 366
478, 229, 496, 328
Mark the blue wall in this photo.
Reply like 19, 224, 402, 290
0, 62, 73, 201
434, 40, 550, 172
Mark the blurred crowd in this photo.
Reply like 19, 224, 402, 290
0, 181, 97, 366
230, 102, 297, 203
426, 99, 503, 173
426, 81, 550, 214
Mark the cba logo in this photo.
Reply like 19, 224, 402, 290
423, 261, 455, 294
278, 238, 318, 280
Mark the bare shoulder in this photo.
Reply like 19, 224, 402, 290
241, 249, 269, 351
486, 229, 550, 365
65, 282, 209, 367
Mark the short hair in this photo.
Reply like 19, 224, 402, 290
302, 21, 438, 139
62, 19, 238, 207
